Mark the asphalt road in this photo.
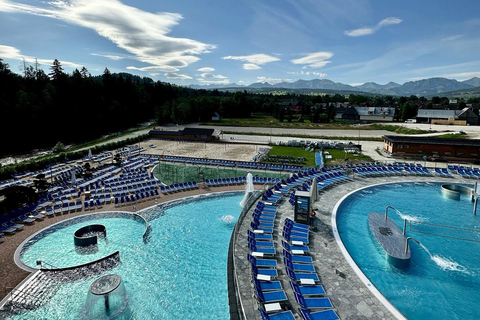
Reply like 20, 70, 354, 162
2, 122, 478, 166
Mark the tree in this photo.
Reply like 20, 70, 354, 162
49, 59, 64, 80
80, 66, 90, 78
33, 174, 50, 193
400, 102, 417, 121
52, 142, 66, 153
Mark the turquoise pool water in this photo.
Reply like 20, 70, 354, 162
12, 193, 243, 320
336, 182, 480, 320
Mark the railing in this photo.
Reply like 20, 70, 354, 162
228, 190, 262, 320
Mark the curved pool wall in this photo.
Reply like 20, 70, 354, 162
14, 211, 149, 272
333, 181, 480, 320
441, 184, 473, 200
7, 191, 244, 320
332, 182, 408, 320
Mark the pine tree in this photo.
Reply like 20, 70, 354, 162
49, 59, 64, 80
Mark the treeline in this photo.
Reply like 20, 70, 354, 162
0, 59, 263, 157
2, 58, 479, 159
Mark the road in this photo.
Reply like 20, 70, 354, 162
2, 122, 479, 166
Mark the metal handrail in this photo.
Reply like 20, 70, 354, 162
231, 190, 262, 320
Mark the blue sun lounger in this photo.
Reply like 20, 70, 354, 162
249, 243, 276, 256
290, 281, 326, 297
260, 309, 295, 320
286, 267, 319, 284
248, 230, 273, 241
253, 277, 283, 292
298, 308, 339, 320
248, 253, 277, 268
294, 292, 333, 310
254, 286, 288, 304
284, 258, 315, 273
283, 249, 313, 264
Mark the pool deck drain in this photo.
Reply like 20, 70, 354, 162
233, 174, 458, 320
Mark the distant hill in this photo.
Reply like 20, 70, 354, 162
463, 77, 480, 87
427, 85, 480, 98
269, 79, 355, 91
187, 76, 480, 97
392, 77, 474, 96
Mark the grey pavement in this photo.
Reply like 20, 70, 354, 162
233, 171, 463, 320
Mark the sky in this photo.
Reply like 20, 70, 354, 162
1, 0, 480, 86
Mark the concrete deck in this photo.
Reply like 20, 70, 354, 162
233, 173, 461, 320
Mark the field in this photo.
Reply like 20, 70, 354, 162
152, 162, 291, 185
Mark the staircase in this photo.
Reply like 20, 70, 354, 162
2, 271, 60, 312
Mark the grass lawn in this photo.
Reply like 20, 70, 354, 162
433, 133, 469, 139
324, 149, 373, 166
261, 146, 316, 167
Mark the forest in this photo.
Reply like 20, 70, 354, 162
2, 58, 478, 158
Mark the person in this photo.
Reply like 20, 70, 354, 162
310, 209, 316, 218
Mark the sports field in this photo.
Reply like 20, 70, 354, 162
153, 161, 291, 185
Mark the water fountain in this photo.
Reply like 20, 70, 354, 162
221, 214, 236, 224
83, 274, 128, 320
240, 172, 254, 207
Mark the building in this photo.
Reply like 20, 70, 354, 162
149, 127, 216, 141
383, 135, 480, 162
355, 107, 395, 122
341, 106, 395, 122
416, 108, 479, 125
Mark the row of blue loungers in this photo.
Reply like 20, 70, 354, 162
248, 191, 339, 319
447, 165, 480, 179
206, 176, 280, 187
160, 181, 198, 194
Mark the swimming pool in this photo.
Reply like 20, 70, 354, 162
10, 193, 244, 320
335, 182, 480, 320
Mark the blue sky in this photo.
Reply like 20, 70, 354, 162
1, 0, 480, 86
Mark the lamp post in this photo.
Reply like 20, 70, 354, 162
269, 121, 273, 144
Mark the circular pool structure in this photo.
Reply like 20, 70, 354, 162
7, 192, 243, 320
74, 224, 107, 247
333, 182, 480, 320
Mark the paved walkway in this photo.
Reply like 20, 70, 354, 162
233, 172, 462, 320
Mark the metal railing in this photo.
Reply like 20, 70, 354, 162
229, 189, 262, 320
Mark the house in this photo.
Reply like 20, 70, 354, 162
352, 106, 395, 122
416, 108, 479, 125
383, 135, 480, 162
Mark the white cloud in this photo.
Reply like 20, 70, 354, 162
197, 78, 230, 84
441, 35, 464, 42
243, 63, 261, 70
200, 72, 227, 79
0, 0, 215, 73
164, 72, 192, 80
0, 44, 81, 68
127, 65, 179, 73
222, 54, 280, 70
288, 70, 327, 77
197, 67, 215, 72
291, 52, 333, 68
345, 17, 402, 37
90, 53, 125, 61
256, 76, 291, 85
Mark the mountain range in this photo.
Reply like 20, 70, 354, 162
188, 77, 480, 97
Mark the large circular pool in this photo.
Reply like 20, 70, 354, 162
335, 182, 480, 320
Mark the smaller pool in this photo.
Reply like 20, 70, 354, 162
11, 193, 244, 320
